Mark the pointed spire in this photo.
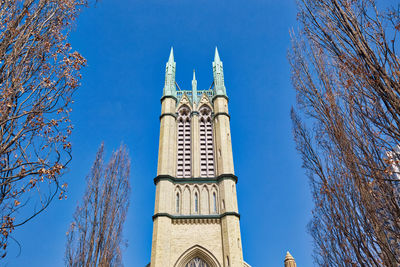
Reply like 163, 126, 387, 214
163, 47, 176, 98
285, 251, 294, 260
284, 251, 297, 267
168, 47, 174, 62
214, 46, 221, 62
212, 47, 227, 97
192, 69, 198, 104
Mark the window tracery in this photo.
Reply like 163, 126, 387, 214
185, 257, 209, 267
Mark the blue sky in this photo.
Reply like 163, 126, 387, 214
6, 0, 314, 266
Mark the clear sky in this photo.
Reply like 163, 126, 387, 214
6, 0, 314, 266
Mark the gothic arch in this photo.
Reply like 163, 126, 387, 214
182, 186, 191, 214
174, 245, 221, 267
197, 93, 213, 111
192, 186, 200, 214
200, 186, 209, 215
177, 93, 193, 111
174, 186, 182, 214
210, 186, 219, 214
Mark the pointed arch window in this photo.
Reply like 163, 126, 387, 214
177, 106, 191, 178
185, 257, 209, 267
213, 192, 217, 213
199, 106, 214, 177
194, 192, 199, 213
176, 193, 180, 213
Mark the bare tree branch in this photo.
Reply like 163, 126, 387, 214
65, 143, 131, 267
0, 0, 87, 257
290, 0, 400, 265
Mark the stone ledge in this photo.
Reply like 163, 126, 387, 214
159, 112, 177, 120
152, 212, 240, 222
154, 174, 238, 185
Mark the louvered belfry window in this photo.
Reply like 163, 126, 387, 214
199, 106, 215, 177
177, 106, 191, 178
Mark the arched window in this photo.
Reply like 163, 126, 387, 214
194, 192, 199, 213
176, 193, 180, 213
185, 257, 209, 267
199, 106, 214, 177
177, 106, 191, 178
213, 192, 217, 213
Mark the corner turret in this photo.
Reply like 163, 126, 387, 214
212, 47, 227, 97
163, 47, 177, 98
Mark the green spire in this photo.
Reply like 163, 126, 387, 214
168, 47, 174, 62
163, 47, 176, 97
214, 46, 221, 62
192, 69, 198, 103
212, 47, 226, 97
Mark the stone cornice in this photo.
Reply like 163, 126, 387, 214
152, 212, 240, 221
213, 112, 230, 120
154, 174, 238, 185
212, 95, 229, 103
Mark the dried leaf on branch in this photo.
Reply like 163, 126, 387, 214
0, 0, 87, 257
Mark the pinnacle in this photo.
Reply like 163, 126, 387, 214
192, 69, 196, 81
168, 47, 174, 62
285, 251, 294, 260
214, 46, 221, 62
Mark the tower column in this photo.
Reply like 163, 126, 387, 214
212, 47, 243, 266
151, 96, 176, 267
191, 71, 201, 177
151, 48, 178, 267
213, 96, 243, 266
191, 111, 200, 177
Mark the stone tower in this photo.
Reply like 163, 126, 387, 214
150, 48, 250, 267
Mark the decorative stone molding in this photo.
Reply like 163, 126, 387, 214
152, 212, 240, 222
153, 174, 238, 185
174, 245, 221, 267
159, 113, 177, 120
212, 112, 230, 120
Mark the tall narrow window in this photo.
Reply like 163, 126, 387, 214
199, 106, 214, 177
213, 192, 217, 213
194, 193, 198, 213
176, 193, 180, 213
177, 106, 191, 178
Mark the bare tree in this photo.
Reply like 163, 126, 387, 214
289, 0, 400, 266
65, 143, 131, 267
0, 0, 87, 256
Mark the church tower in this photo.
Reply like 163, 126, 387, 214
150, 48, 250, 267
